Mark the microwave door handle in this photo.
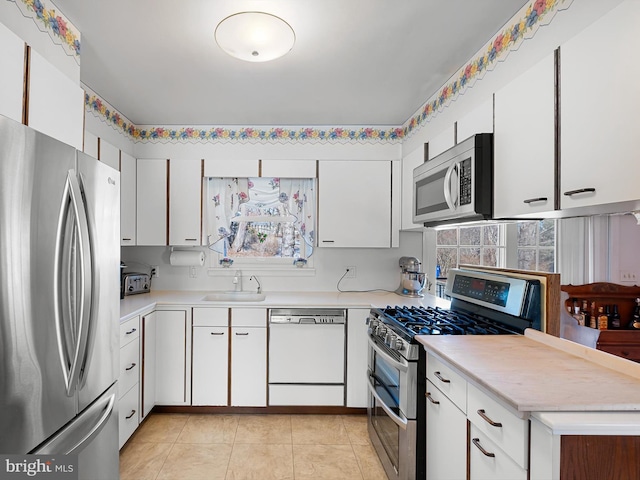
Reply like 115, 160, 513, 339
443, 162, 458, 210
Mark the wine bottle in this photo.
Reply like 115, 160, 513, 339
581, 300, 591, 329
630, 298, 640, 330
610, 304, 621, 329
589, 301, 598, 329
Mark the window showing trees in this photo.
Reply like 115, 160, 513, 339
436, 224, 505, 278
516, 219, 555, 272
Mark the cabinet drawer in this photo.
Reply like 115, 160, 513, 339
232, 308, 266, 327
426, 353, 467, 413
118, 384, 139, 449
470, 424, 527, 480
193, 307, 228, 327
120, 316, 140, 347
119, 340, 140, 398
468, 383, 528, 469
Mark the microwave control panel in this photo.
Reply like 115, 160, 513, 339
459, 157, 472, 205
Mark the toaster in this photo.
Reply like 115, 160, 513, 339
122, 272, 151, 296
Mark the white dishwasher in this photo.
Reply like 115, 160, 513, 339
268, 308, 346, 406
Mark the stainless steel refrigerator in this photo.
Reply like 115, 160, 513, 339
0, 114, 120, 479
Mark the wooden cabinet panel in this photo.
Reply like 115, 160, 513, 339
261, 159, 316, 178
99, 139, 120, 170
401, 147, 424, 231
346, 309, 369, 408
203, 159, 258, 177
457, 97, 493, 142
231, 326, 266, 406
192, 326, 228, 406
154, 309, 189, 405
141, 312, 156, 418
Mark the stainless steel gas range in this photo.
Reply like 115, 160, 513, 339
366, 268, 542, 480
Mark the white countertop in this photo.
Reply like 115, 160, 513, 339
120, 289, 451, 321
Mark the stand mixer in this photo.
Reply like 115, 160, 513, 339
395, 256, 427, 298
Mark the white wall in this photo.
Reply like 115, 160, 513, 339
122, 230, 423, 292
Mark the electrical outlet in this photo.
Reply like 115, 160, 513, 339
189, 266, 197, 278
345, 266, 357, 278
620, 270, 637, 283
151, 266, 159, 278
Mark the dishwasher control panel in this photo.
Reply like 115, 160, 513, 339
269, 308, 346, 324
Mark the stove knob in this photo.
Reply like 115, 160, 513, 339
386, 332, 396, 347
394, 338, 404, 351
377, 326, 387, 337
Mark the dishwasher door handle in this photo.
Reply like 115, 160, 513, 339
299, 317, 317, 324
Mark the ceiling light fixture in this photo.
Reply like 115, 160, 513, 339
215, 12, 295, 63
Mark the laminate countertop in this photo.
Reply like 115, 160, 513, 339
417, 329, 640, 413
120, 290, 451, 321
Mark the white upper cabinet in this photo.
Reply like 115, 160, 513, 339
83, 130, 98, 159
318, 160, 391, 248
261, 159, 316, 178
28, 49, 83, 150
560, 2, 640, 211
169, 158, 202, 246
203, 159, 258, 177
494, 53, 555, 218
0, 22, 25, 123
120, 151, 137, 245
457, 97, 494, 142
99, 139, 120, 171
401, 146, 424, 231
137, 159, 167, 246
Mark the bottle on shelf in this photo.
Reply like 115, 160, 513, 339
589, 301, 598, 329
630, 298, 640, 330
610, 304, 621, 329
571, 298, 585, 326
581, 300, 591, 329
597, 306, 609, 330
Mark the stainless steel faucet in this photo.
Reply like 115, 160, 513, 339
250, 275, 262, 294
233, 270, 242, 291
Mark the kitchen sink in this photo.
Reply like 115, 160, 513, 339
201, 291, 266, 302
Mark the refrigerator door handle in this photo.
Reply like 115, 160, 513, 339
30, 390, 116, 455
53, 169, 93, 396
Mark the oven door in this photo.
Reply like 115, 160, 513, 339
367, 337, 417, 480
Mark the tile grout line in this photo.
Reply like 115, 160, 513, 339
153, 413, 191, 480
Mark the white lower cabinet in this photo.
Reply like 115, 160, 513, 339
346, 309, 369, 408
425, 380, 467, 480
141, 311, 156, 418
192, 307, 229, 405
118, 315, 140, 449
469, 425, 527, 480
231, 308, 267, 406
154, 308, 191, 405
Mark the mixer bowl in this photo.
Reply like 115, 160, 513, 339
396, 272, 427, 297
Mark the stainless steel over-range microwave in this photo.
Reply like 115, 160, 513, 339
412, 133, 493, 227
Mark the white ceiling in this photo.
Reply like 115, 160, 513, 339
53, 0, 527, 127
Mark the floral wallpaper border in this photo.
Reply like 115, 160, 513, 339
8, 0, 81, 63
402, 0, 573, 139
84, 0, 571, 145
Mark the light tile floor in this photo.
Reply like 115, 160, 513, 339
120, 413, 388, 480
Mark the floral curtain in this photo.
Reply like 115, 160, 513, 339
204, 177, 315, 258
204, 178, 249, 255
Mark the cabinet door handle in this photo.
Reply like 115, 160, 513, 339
125, 363, 136, 371
125, 410, 136, 419
125, 328, 137, 335
185, 238, 197, 241
425, 392, 440, 405
210, 332, 225, 336
477, 409, 502, 427
622, 350, 630, 356
564, 187, 596, 196
472, 438, 495, 457
235, 332, 249, 336
523, 197, 548, 204
122, 238, 132, 241
434, 371, 450, 384
321, 240, 335, 243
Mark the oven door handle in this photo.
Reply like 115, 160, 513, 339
368, 337, 410, 373
368, 378, 408, 430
